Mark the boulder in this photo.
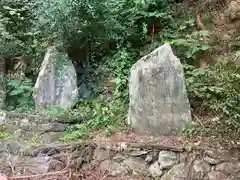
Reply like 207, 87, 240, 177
122, 157, 148, 176
160, 163, 187, 180
149, 161, 163, 178
34, 46, 78, 109
128, 43, 191, 135
158, 151, 179, 169
100, 160, 128, 176
0, 58, 6, 108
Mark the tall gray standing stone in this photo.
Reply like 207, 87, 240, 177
34, 46, 78, 109
128, 43, 191, 135
0, 58, 6, 108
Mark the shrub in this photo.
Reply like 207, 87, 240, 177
4, 74, 35, 112
184, 61, 240, 138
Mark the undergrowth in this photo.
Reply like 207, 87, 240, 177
1, 0, 239, 142
59, 98, 128, 141
184, 61, 240, 139
1, 74, 34, 112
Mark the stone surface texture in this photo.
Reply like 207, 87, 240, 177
0, 112, 239, 179
158, 150, 179, 169
34, 46, 78, 109
128, 43, 191, 135
0, 58, 6, 108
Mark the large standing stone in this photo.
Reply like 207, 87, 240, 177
0, 58, 6, 109
34, 46, 78, 109
128, 43, 191, 135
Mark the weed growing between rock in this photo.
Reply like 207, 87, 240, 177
59, 99, 129, 142
0, 132, 12, 140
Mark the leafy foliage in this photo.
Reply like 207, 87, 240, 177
4, 74, 34, 112
1, 0, 239, 141
184, 61, 240, 138
0, 0, 36, 57
59, 98, 128, 141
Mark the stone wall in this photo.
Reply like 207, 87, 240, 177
0, 137, 239, 179
0, 111, 68, 143
0, 111, 239, 179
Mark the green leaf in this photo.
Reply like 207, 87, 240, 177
9, 10, 16, 15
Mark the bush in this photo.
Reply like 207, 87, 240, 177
0, 0, 36, 57
59, 98, 128, 141
184, 61, 240, 138
3, 74, 35, 112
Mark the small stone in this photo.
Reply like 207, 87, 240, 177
145, 154, 153, 163
158, 151, 179, 169
41, 132, 66, 143
1, 140, 26, 155
204, 155, 222, 165
125, 150, 149, 157
38, 123, 67, 132
0, 111, 7, 124
179, 153, 187, 163
203, 171, 230, 180
160, 163, 187, 180
192, 160, 211, 179
149, 161, 163, 178
19, 118, 31, 130
13, 129, 22, 138
206, 149, 239, 162
123, 157, 148, 176
93, 148, 111, 161
48, 159, 64, 171
112, 154, 127, 162
100, 160, 128, 176
216, 161, 240, 175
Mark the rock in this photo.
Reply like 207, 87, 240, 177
206, 149, 239, 162
216, 161, 240, 175
203, 171, 230, 180
14, 130, 34, 141
38, 123, 67, 132
112, 154, 127, 162
41, 132, 67, 143
125, 150, 149, 157
145, 154, 154, 163
93, 148, 111, 161
149, 161, 163, 178
123, 157, 148, 176
14, 156, 52, 174
78, 82, 94, 100
34, 46, 78, 109
19, 118, 31, 130
191, 160, 211, 179
160, 163, 187, 180
100, 160, 128, 176
48, 159, 64, 171
158, 151, 179, 169
0, 112, 6, 124
128, 43, 191, 135
13, 129, 22, 139
0, 140, 26, 155
0, 59, 6, 109
227, 0, 240, 21
179, 153, 187, 163
204, 155, 222, 165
